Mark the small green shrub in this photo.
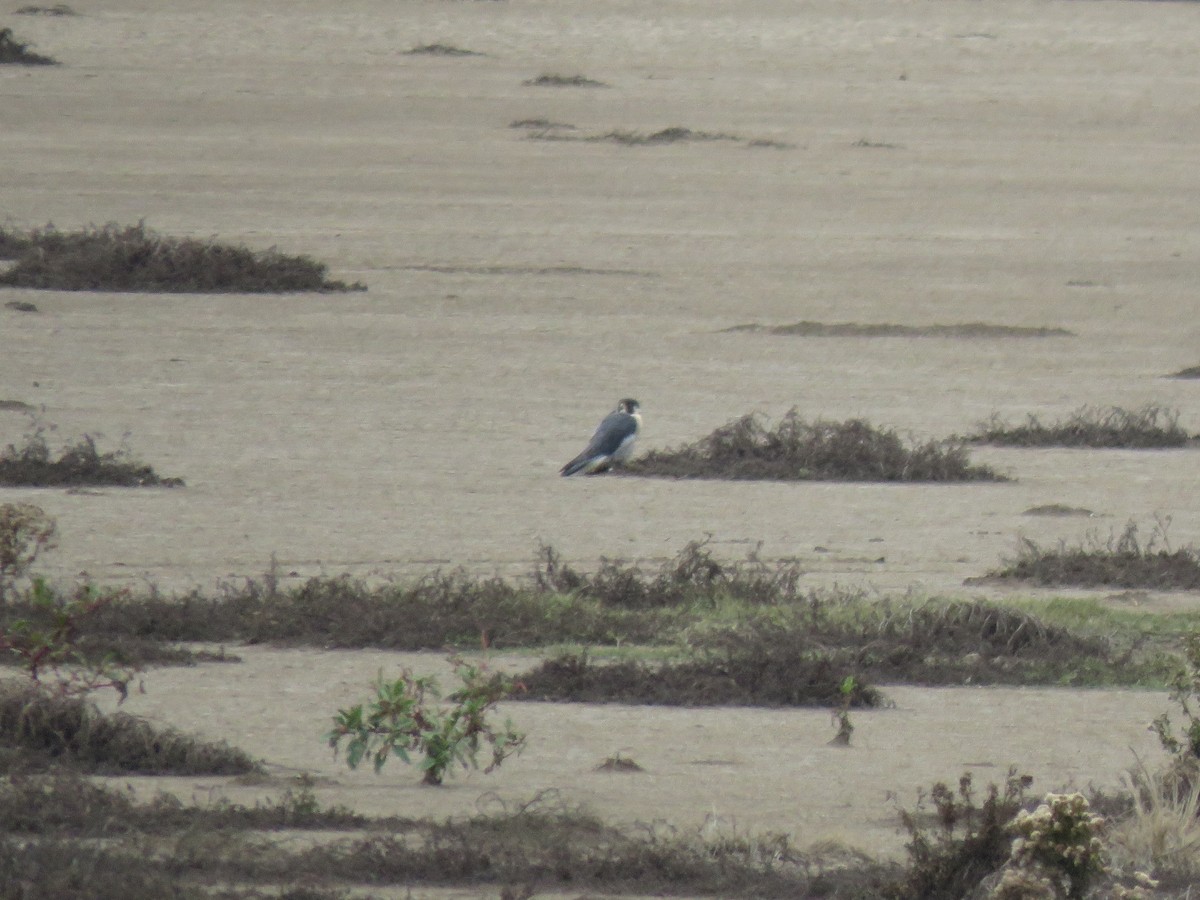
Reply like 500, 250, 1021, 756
625, 411, 1005, 482
1151, 633, 1200, 761
328, 656, 525, 784
0, 222, 365, 293
967, 405, 1190, 448
0, 26, 57, 64
0, 579, 137, 700
0, 502, 56, 603
888, 770, 1032, 899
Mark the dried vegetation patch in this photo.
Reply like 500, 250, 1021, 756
10, 543, 1167, 699
0, 426, 182, 488
14, 4, 77, 14
0, 26, 57, 64
520, 123, 788, 147
0, 683, 258, 775
724, 321, 1074, 339
0, 223, 365, 293
624, 411, 1004, 482
0, 773, 895, 899
988, 521, 1200, 592
966, 404, 1192, 449
523, 72, 607, 87
404, 43, 481, 56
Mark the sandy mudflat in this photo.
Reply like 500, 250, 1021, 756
3, 0, 1199, 866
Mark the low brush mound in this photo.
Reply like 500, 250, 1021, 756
515, 597, 1121, 705
514, 650, 884, 708
624, 411, 1005, 482
0, 223, 365, 293
966, 405, 1191, 449
989, 532, 1200, 591
0, 27, 57, 64
0, 683, 258, 774
0, 433, 183, 487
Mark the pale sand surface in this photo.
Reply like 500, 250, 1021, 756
3, 0, 1200, 872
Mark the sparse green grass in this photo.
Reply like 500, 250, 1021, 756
724, 321, 1074, 339
0, 26, 57, 64
2, 762, 1192, 899
966, 404, 1191, 448
623, 411, 1005, 482
0, 424, 183, 487
989, 521, 1200, 592
7, 542, 1173, 696
0, 222, 365, 293
0, 772, 897, 899
1011, 596, 1200, 651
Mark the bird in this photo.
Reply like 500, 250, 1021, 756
560, 398, 642, 476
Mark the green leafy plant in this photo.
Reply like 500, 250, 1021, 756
891, 769, 1032, 899
0, 579, 137, 701
0, 502, 56, 604
1151, 632, 1200, 760
328, 656, 526, 785
829, 675, 857, 746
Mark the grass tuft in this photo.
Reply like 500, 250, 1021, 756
0, 222, 365, 293
1106, 757, 1200, 888
0, 26, 57, 64
966, 404, 1191, 448
623, 411, 1005, 482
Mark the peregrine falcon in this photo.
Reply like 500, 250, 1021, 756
560, 398, 642, 476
